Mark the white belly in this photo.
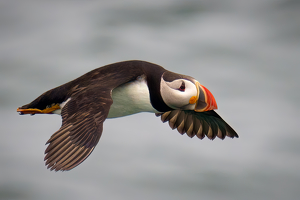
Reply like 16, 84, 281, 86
107, 76, 158, 118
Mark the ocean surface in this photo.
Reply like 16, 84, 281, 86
1, 0, 299, 199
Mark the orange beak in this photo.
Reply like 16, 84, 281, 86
193, 81, 218, 112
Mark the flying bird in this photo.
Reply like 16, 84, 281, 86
17, 60, 238, 171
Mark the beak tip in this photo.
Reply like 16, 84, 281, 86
196, 83, 218, 112
204, 86, 218, 111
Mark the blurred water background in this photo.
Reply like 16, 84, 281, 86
1, 0, 300, 199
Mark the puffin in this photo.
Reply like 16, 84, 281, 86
17, 60, 238, 171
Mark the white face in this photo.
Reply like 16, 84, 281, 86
160, 78, 198, 110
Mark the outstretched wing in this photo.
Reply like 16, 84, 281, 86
156, 110, 238, 140
44, 88, 113, 171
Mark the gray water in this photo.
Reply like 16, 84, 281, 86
1, 0, 300, 200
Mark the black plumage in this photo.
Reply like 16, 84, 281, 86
156, 110, 238, 140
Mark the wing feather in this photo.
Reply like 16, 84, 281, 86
156, 110, 238, 140
185, 114, 195, 138
44, 87, 112, 171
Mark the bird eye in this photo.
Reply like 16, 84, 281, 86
178, 82, 185, 92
